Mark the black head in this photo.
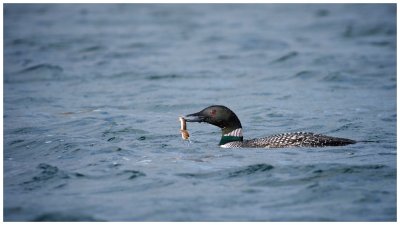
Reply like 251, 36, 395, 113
185, 105, 242, 131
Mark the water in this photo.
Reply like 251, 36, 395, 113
4, 4, 396, 221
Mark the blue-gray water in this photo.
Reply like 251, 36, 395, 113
4, 4, 396, 221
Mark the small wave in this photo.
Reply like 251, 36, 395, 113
252, 163, 394, 188
19, 64, 63, 74
381, 114, 396, 122
103, 127, 148, 136
176, 172, 213, 179
9, 139, 25, 146
21, 163, 70, 191
78, 45, 105, 53
321, 72, 345, 82
271, 51, 298, 64
32, 212, 104, 222
329, 122, 361, 132
117, 170, 146, 180
308, 164, 389, 176
367, 40, 392, 47
6, 64, 63, 83
217, 54, 236, 60
378, 152, 396, 156
294, 70, 318, 79
127, 179, 175, 192
32, 163, 69, 180
11, 126, 49, 135
228, 164, 274, 178
343, 23, 396, 38
315, 9, 330, 17
91, 146, 123, 155
337, 164, 387, 173
54, 167, 146, 181
240, 38, 289, 51
147, 74, 182, 80
11, 38, 37, 46
125, 42, 150, 49
176, 163, 274, 179
95, 71, 137, 80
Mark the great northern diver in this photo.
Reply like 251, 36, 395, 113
184, 105, 356, 148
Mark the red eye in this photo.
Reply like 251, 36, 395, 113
211, 109, 217, 116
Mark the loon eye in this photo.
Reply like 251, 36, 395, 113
211, 109, 217, 116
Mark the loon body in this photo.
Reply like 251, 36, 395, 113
184, 105, 356, 148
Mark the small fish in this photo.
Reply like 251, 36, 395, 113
179, 116, 190, 140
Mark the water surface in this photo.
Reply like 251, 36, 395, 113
4, 4, 396, 221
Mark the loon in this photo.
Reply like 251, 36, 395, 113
184, 105, 356, 148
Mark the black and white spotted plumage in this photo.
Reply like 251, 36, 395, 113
220, 132, 356, 148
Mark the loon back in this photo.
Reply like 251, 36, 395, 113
184, 105, 356, 148
221, 132, 356, 148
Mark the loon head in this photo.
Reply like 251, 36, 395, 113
185, 105, 243, 145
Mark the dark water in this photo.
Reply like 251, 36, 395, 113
4, 4, 396, 221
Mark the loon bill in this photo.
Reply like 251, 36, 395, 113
184, 105, 356, 148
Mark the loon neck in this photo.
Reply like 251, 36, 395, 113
219, 127, 243, 145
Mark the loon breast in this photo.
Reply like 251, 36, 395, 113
221, 132, 356, 148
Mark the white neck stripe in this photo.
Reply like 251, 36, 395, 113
224, 128, 243, 137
